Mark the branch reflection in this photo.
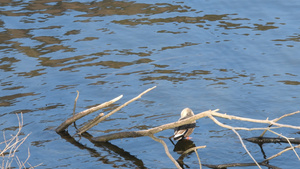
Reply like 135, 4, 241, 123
57, 131, 147, 169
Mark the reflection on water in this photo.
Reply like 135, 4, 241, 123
57, 131, 147, 168
173, 139, 195, 153
1, 0, 300, 168
173, 139, 196, 168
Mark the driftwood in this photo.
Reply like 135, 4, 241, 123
56, 86, 300, 169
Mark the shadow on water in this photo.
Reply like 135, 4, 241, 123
57, 131, 147, 169
173, 139, 196, 168
58, 129, 285, 169
58, 129, 198, 169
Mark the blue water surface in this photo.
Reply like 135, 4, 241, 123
1, 0, 300, 168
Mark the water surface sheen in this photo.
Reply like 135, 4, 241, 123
1, 0, 300, 168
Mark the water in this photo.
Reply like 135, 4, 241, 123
1, 0, 300, 168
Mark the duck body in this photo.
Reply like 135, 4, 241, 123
173, 108, 196, 141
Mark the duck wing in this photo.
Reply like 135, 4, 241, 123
174, 123, 196, 141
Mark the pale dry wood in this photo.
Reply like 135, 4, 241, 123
231, 128, 261, 169
181, 146, 206, 169
194, 149, 202, 169
92, 110, 216, 142
73, 90, 79, 116
92, 108, 300, 142
1, 113, 30, 156
177, 145, 206, 167
77, 113, 105, 133
149, 134, 182, 169
56, 86, 300, 169
77, 86, 157, 135
259, 111, 300, 137
267, 129, 300, 160
211, 111, 300, 130
263, 144, 300, 163
207, 113, 278, 131
208, 115, 261, 169
181, 146, 206, 155
207, 113, 300, 169
1, 113, 38, 169
55, 95, 123, 133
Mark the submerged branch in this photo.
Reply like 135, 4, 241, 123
245, 137, 300, 144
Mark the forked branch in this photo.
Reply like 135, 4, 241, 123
55, 95, 123, 133
56, 86, 300, 169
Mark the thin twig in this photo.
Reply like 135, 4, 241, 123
208, 115, 261, 169
263, 144, 300, 163
73, 91, 80, 129
0, 113, 35, 169
208, 113, 276, 131
267, 129, 300, 160
73, 90, 79, 116
231, 128, 261, 169
194, 149, 202, 169
23, 147, 31, 168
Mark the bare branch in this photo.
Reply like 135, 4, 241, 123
77, 86, 157, 135
208, 115, 261, 169
181, 146, 206, 156
267, 129, 300, 160
92, 110, 216, 142
231, 128, 261, 169
55, 86, 300, 169
55, 95, 123, 133
194, 149, 202, 169
73, 90, 79, 116
76, 113, 105, 134
259, 111, 300, 137
211, 111, 300, 130
1, 113, 36, 169
149, 134, 182, 169
263, 144, 300, 163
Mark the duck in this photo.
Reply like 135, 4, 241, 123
173, 108, 196, 141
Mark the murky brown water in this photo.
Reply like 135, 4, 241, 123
1, 0, 300, 168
